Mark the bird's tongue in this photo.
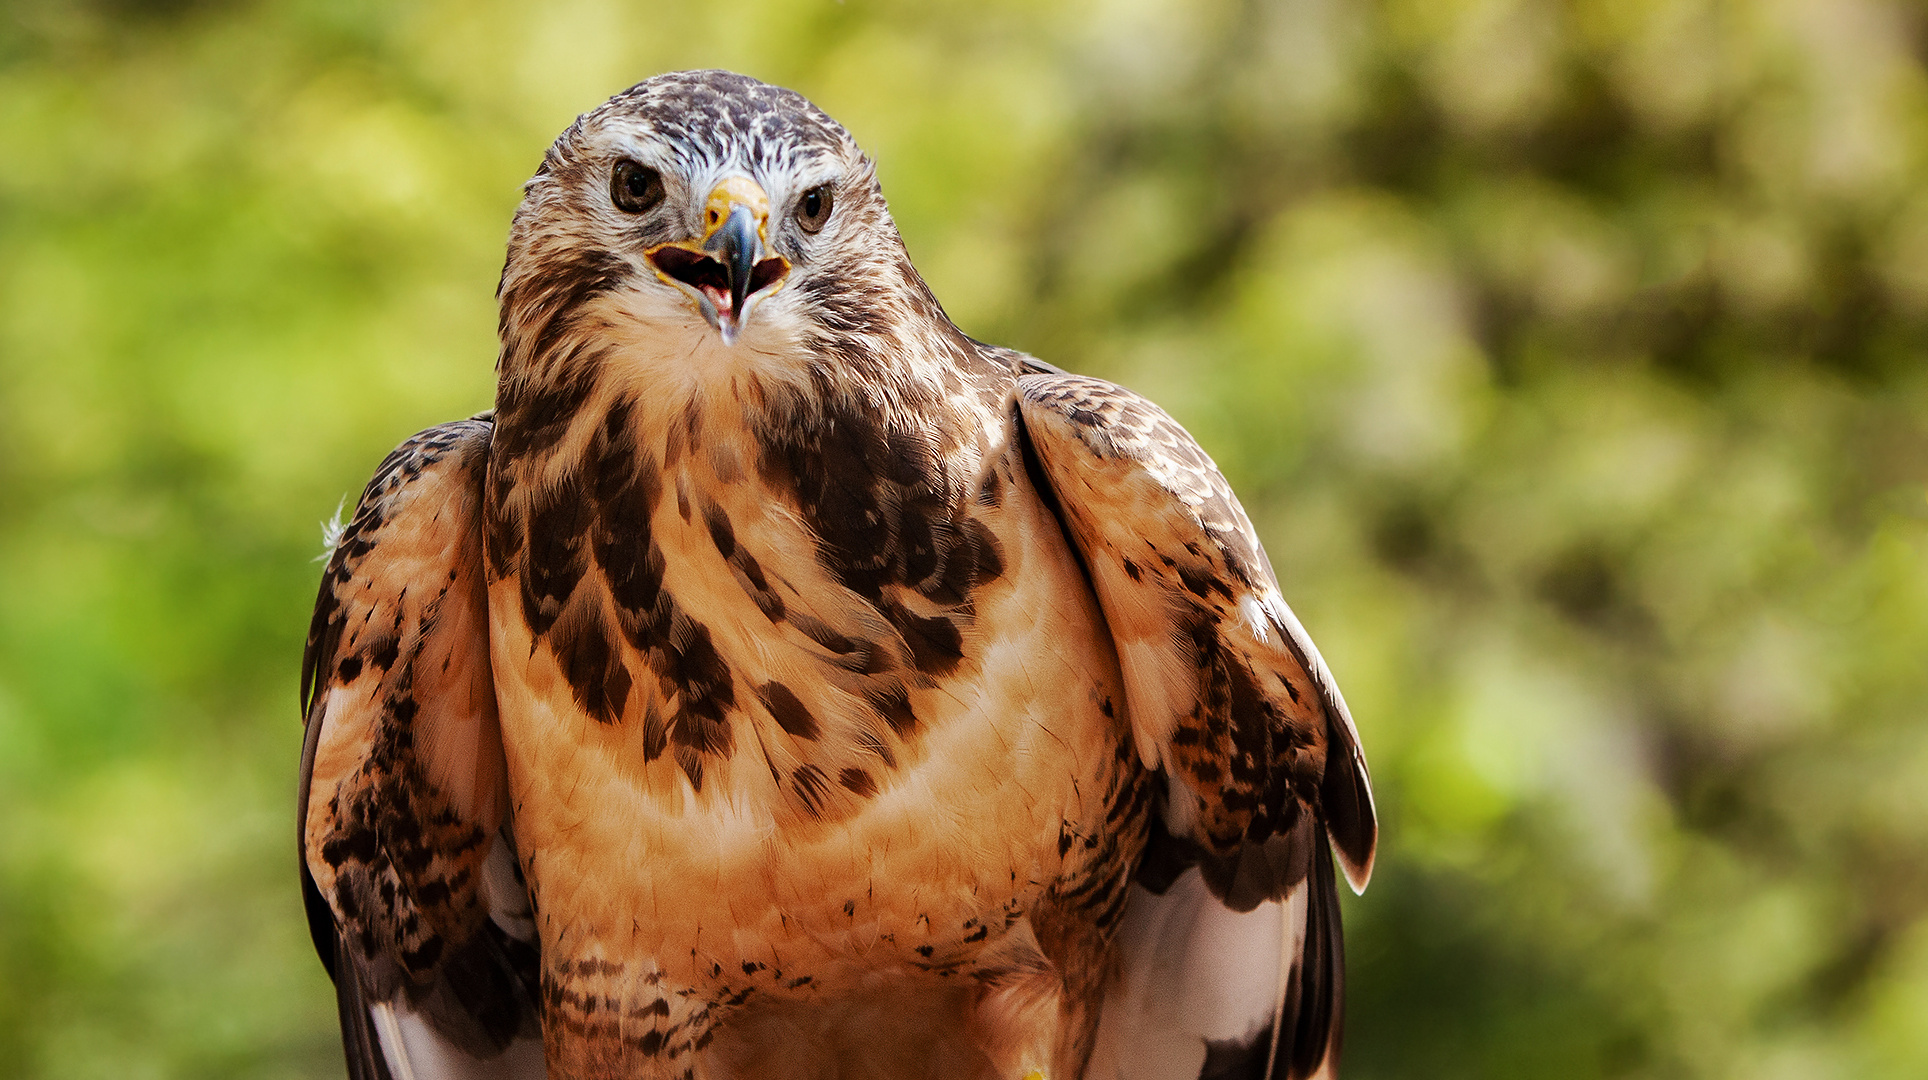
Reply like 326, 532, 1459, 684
700, 284, 735, 322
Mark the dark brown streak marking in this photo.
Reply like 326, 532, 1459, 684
519, 476, 590, 639
705, 501, 787, 622
753, 388, 1006, 685
661, 614, 736, 758
489, 401, 741, 776
865, 685, 918, 736
883, 600, 964, 676
791, 765, 831, 817
591, 405, 667, 627
789, 612, 855, 655
757, 681, 820, 741
733, 547, 785, 621
674, 746, 706, 792
498, 247, 632, 379
554, 610, 632, 725
854, 730, 897, 768
838, 767, 877, 796
702, 502, 736, 558
640, 702, 669, 762
492, 362, 599, 469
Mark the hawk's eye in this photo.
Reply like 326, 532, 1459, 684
795, 184, 834, 234
611, 160, 664, 214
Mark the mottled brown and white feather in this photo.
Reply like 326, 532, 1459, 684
300, 417, 545, 1080
1016, 373, 1376, 1080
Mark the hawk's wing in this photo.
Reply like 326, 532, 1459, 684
298, 417, 546, 1080
1014, 374, 1376, 1080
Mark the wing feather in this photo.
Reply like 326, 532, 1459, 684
1015, 373, 1375, 1080
298, 416, 544, 1079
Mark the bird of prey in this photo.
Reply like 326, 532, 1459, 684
299, 70, 1375, 1080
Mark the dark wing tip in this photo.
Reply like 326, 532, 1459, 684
1321, 728, 1378, 895
1276, 847, 1346, 1080
1271, 598, 1377, 896
334, 944, 398, 1080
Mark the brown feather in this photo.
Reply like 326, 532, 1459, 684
299, 417, 541, 1076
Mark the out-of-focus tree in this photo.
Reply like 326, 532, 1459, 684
1, 1, 1925, 1077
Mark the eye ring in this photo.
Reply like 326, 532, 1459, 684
795, 183, 834, 234
611, 159, 665, 214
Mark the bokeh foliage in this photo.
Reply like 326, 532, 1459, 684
3, 0, 1927, 1076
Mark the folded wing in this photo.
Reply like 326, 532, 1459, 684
299, 416, 545, 1080
1014, 374, 1376, 1080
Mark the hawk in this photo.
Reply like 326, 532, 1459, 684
299, 70, 1376, 1080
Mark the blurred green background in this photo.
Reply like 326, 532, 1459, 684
3, 0, 1927, 1076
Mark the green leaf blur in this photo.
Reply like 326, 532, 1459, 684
3, 0, 1926, 1076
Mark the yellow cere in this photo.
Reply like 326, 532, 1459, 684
704, 175, 773, 241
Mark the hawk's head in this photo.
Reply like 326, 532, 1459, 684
497, 70, 950, 391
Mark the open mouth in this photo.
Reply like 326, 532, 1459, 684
648, 245, 788, 324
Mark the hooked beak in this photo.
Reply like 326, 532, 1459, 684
646, 176, 790, 345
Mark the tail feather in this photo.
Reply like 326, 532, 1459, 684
1088, 847, 1347, 1080
333, 937, 397, 1080
1276, 848, 1344, 1080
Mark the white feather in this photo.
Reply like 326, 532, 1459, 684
481, 834, 536, 943
369, 1000, 548, 1080
1239, 593, 1270, 644
369, 1002, 417, 1080
1087, 868, 1296, 1080
315, 496, 348, 562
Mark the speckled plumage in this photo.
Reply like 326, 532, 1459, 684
300, 70, 1375, 1080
